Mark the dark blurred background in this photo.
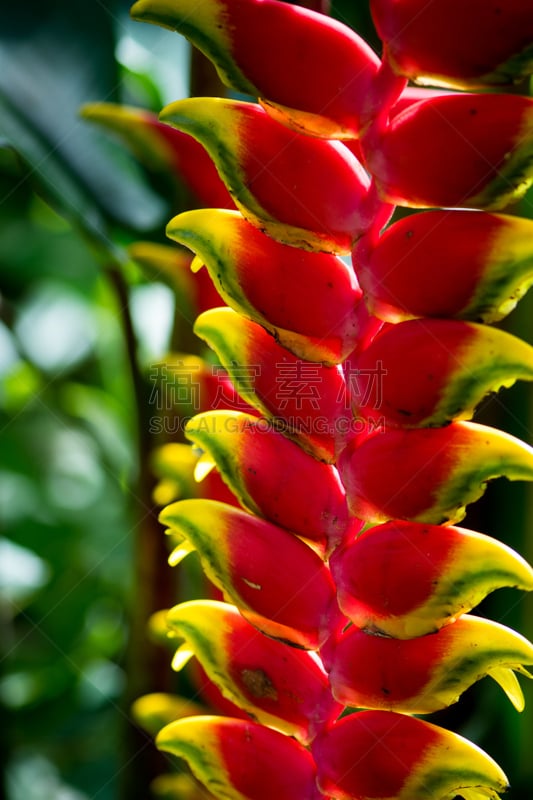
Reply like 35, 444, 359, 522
0, 1, 532, 798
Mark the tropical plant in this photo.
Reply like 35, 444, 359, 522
84, 1, 533, 797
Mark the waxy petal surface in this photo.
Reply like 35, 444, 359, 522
371, 0, 533, 88
166, 600, 340, 742
338, 421, 533, 524
355, 210, 533, 323
331, 520, 533, 638
313, 710, 508, 800
157, 716, 322, 800
185, 410, 350, 552
194, 308, 351, 463
363, 93, 533, 210
131, 0, 384, 139
351, 318, 533, 427
160, 499, 338, 649
159, 97, 374, 253
81, 102, 233, 208
167, 208, 362, 364
327, 614, 533, 714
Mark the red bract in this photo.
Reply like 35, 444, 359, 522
159, 97, 377, 253
125, 1, 533, 798
81, 103, 234, 208
371, 0, 533, 88
166, 208, 362, 364
131, 0, 386, 139
363, 93, 533, 209
330, 520, 533, 638
338, 421, 533, 524
157, 716, 323, 800
354, 210, 533, 323
193, 307, 352, 462
312, 711, 508, 800
351, 318, 533, 427
160, 499, 340, 649
184, 410, 351, 553
327, 614, 533, 713
167, 600, 341, 742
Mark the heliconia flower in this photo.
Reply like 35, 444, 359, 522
337, 421, 533, 525
166, 599, 341, 742
166, 208, 362, 364
371, 0, 533, 89
330, 519, 533, 638
350, 318, 533, 428
80, 103, 234, 208
158, 97, 377, 253
156, 716, 323, 800
326, 614, 533, 714
184, 410, 352, 553
150, 443, 239, 507
362, 93, 533, 210
159, 499, 340, 649
128, 241, 225, 315
130, 0, 387, 139
312, 710, 509, 800
131, 692, 207, 736
353, 210, 533, 323
193, 308, 352, 463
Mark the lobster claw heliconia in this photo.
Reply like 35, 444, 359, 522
326, 614, 533, 714
350, 317, 533, 427
160, 499, 340, 649
81, 102, 234, 208
130, 0, 391, 139
330, 519, 533, 638
353, 210, 533, 324
157, 716, 324, 800
165, 599, 342, 742
158, 97, 378, 253
123, 0, 533, 798
338, 421, 533, 524
371, 0, 533, 88
193, 307, 352, 463
166, 208, 362, 364
312, 711, 509, 800
362, 92, 533, 209
184, 410, 351, 553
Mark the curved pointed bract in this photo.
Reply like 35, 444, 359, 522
166, 208, 362, 364
338, 421, 533, 524
166, 599, 341, 742
371, 0, 533, 88
129, 241, 226, 314
312, 710, 508, 800
160, 499, 338, 649
194, 308, 351, 463
131, 693, 206, 736
355, 210, 533, 323
363, 93, 533, 210
131, 0, 383, 139
351, 318, 533, 427
330, 520, 533, 638
184, 411, 350, 552
157, 715, 322, 800
327, 614, 533, 714
81, 102, 234, 208
159, 97, 374, 253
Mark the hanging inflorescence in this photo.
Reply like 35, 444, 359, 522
89, 1, 533, 798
